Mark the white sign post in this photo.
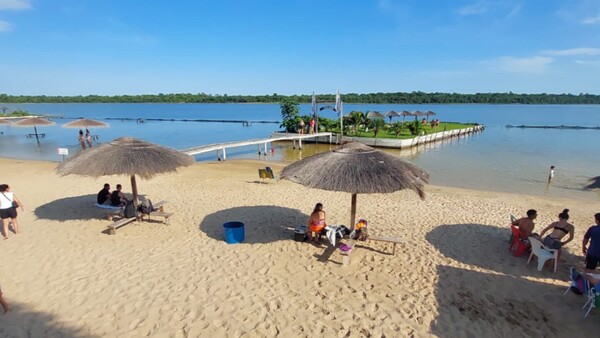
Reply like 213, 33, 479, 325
57, 148, 69, 161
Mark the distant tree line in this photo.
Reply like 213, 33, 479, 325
1, 91, 599, 104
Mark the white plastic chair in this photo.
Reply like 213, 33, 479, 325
527, 238, 558, 273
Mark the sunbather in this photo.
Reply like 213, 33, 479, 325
308, 203, 326, 240
512, 209, 539, 240
539, 209, 574, 250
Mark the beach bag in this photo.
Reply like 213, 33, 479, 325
139, 199, 154, 215
569, 269, 586, 295
124, 201, 138, 218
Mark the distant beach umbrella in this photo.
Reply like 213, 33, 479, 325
412, 111, 425, 117
280, 141, 429, 229
384, 110, 399, 123
424, 111, 436, 121
366, 111, 385, 120
62, 118, 109, 129
400, 110, 413, 121
56, 137, 194, 206
12, 117, 55, 144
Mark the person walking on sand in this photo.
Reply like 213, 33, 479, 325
0, 184, 23, 240
78, 129, 86, 150
548, 165, 555, 182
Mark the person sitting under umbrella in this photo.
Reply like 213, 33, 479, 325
97, 183, 111, 205
110, 184, 129, 207
308, 203, 327, 242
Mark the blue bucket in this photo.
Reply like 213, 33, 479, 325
223, 221, 245, 244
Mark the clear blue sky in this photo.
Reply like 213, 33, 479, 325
1, 0, 599, 96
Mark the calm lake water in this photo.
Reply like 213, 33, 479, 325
1, 103, 599, 200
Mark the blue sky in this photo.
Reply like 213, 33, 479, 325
1, 0, 599, 96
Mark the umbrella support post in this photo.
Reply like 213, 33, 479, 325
34, 126, 40, 144
350, 193, 357, 230
222, 148, 227, 161
130, 175, 139, 207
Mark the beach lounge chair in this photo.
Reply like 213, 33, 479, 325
509, 226, 530, 257
107, 216, 138, 235
527, 238, 558, 272
258, 168, 275, 182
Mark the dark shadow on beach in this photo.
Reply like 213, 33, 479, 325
425, 223, 583, 280
584, 176, 600, 190
198, 205, 306, 244
0, 301, 99, 337
430, 265, 600, 337
35, 194, 103, 221
34, 194, 145, 221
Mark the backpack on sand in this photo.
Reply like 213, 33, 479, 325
139, 199, 154, 215
124, 201, 138, 218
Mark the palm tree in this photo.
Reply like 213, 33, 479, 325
349, 110, 364, 135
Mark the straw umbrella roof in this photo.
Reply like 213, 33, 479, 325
62, 118, 109, 128
384, 110, 399, 118
412, 111, 425, 117
366, 111, 385, 119
280, 141, 429, 228
400, 111, 413, 117
424, 111, 436, 117
56, 137, 194, 204
12, 117, 55, 127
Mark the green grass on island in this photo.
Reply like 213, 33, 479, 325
322, 121, 479, 140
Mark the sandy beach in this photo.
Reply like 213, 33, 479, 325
0, 156, 599, 337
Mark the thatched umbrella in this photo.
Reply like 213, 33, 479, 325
280, 141, 429, 229
400, 110, 412, 121
56, 137, 194, 206
366, 111, 385, 120
384, 110, 399, 124
424, 111, 436, 121
62, 118, 109, 129
12, 117, 55, 143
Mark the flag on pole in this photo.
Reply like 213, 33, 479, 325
335, 89, 341, 117
311, 92, 317, 119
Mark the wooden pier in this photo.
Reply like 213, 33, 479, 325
181, 132, 333, 160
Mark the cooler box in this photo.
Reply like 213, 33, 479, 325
294, 225, 308, 242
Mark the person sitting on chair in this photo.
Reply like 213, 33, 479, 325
539, 209, 575, 250
97, 183, 111, 205
110, 184, 128, 207
512, 209, 539, 241
308, 203, 326, 241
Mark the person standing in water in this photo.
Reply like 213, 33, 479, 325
78, 130, 86, 150
548, 165, 555, 182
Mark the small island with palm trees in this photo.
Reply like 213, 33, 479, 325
277, 98, 483, 147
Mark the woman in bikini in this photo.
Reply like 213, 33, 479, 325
539, 209, 575, 250
308, 203, 326, 240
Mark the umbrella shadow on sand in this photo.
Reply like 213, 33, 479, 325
198, 205, 307, 244
0, 301, 100, 338
430, 265, 600, 337
34, 194, 143, 221
426, 223, 581, 280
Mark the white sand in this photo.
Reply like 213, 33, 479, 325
0, 157, 599, 337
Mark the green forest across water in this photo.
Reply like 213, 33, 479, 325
1, 92, 600, 104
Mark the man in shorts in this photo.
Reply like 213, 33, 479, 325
583, 212, 600, 272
